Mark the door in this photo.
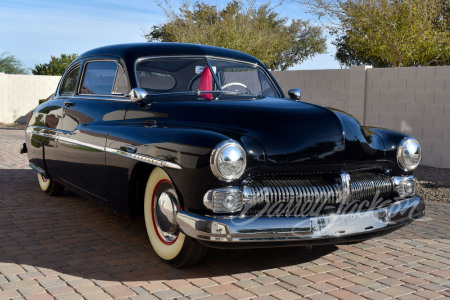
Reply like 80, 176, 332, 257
28, 64, 81, 178
56, 59, 130, 200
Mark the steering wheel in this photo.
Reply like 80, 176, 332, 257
222, 82, 252, 94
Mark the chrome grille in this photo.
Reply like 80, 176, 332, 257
242, 172, 393, 205
350, 173, 393, 201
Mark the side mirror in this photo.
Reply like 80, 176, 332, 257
288, 88, 301, 101
127, 88, 148, 103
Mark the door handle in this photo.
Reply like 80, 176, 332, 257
64, 101, 75, 107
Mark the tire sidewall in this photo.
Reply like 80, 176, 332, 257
38, 174, 51, 192
144, 167, 185, 261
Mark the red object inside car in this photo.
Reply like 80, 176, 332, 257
199, 67, 213, 100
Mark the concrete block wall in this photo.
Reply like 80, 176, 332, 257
365, 66, 450, 168
273, 66, 450, 168
0, 73, 61, 124
273, 69, 350, 113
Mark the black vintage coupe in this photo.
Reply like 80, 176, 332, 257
22, 43, 424, 267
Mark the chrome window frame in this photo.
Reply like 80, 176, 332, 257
206, 56, 281, 98
59, 64, 81, 96
134, 55, 281, 98
78, 59, 130, 98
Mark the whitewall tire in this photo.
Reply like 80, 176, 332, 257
37, 174, 64, 196
143, 167, 207, 267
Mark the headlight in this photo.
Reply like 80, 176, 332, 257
397, 138, 421, 171
210, 140, 246, 181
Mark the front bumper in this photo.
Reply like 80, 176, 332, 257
176, 196, 425, 244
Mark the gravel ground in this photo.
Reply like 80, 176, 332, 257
415, 165, 450, 203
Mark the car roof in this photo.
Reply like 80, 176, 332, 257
71, 43, 284, 97
78, 43, 261, 65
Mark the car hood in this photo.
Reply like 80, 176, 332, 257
129, 98, 380, 166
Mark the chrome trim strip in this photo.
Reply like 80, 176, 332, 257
29, 163, 47, 177
26, 126, 182, 170
177, 196, 424, 242
58, 135, 105, 151
104, 147, 182, 170
63, 95, 131, 102
26, 127, 55, 138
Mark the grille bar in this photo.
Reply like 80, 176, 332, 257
243, 172, 393, 205
350, 173, 393, 201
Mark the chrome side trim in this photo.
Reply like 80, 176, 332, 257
62, 95, 131, 102
29, 163, 47, 177
177, 196, 424, 242
26, 128, 55, 138
104, 147, 182, 170
58, 136, 104, 151
26, 126, 182, 170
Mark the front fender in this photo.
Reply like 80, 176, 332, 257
366, 127, 412, 175
106, 125, 264, 213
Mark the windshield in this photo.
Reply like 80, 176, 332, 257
135, 57, 279, 100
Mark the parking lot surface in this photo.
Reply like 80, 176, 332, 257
1, 127, 449, 300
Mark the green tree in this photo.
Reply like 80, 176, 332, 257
0, 52, 27, 74
297, 0, 450, 67
146, 0, 327, 70
32, 53, 78, 75
333, 35, 391, 67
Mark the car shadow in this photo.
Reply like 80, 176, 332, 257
0, 168, 338, 282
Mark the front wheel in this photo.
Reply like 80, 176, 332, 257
38, 174, 64, 196
143, 167, 207, 267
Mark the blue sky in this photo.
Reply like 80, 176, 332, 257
0, 0, 341, 72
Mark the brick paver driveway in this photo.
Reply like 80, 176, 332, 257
1, 127, 449, 300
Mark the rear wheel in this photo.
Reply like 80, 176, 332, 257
143, 167, 207, 267
37, 174, 64, 196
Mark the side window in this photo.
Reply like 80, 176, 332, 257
60, 66, 80, 95
112, 65, 129, 94
80, 61, 126, 95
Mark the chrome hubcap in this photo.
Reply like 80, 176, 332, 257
154, 188, 179, 243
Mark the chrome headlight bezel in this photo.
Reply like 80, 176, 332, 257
397, 138, 421, 171
210, 140, 246, 182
